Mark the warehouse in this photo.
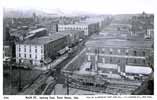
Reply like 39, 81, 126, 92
58, 21, 99, 36
85, 36, 153, 72
56, 30, 84, 47
16, 33, 68, 67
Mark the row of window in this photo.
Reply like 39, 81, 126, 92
18, 53, 38, 59
59, 27, 88, 30
87, 48, 146, 56
87, 56, 146, 64
18, 47, 43, 53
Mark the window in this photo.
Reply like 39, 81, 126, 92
19, 54, 21, 57
126, 49, 129, 55
24, 48, 26, 52
102, 48, 105, 53
35, 55, 37, 59
19, 48, 21, 52
126, 58, 128, 64
110, 58, 112, 63
30, 54, 32, 58
143, 60, 145, 64
29, 45, 31, 52
110, 48, 113, 54
24, 45, 26, 52
19, 59, 21, 63
143, 51, 145, 56
35, 49, 37, 53
134, 59, 137, 63
134, 51, 137, 56
95, 49, 99, 54
24, 54, 26, 58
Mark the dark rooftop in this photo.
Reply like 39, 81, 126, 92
86, 38, 153, 49
19, 33, 68, 45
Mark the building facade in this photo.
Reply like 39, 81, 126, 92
58, 22, 99, 36
85, 38, 153, 72
56, 30, 84, 47
16, 33, 68, 66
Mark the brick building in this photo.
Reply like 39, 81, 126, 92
58, 22, 99, 36
85, 36, 153, 72
16, 33, 68, 66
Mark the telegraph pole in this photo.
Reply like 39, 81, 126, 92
18, 63, 22, 91
9, 60, 12, 95
66, 76, 69, 95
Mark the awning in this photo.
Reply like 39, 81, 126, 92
125, 65, 152, 75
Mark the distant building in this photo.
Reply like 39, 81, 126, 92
56, 30, 84, 47
46, 21, 59, 34
83, 16, 108, 30
16, 33, 68, 66
58, 21, 99, 36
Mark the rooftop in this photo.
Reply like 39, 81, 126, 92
28, 28, 47, 34
57, 30, 83, 35
86, 38, 153, 49
19, 33, 67, 45
58, 21, 96, 26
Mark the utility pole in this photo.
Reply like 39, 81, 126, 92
53, 85, 56, 95
18, 63, 22, 91
66, 76, 69, 95
9, 60, 12, 95
18, 59, 22, 92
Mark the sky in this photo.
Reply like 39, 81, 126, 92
1, 0, 156, 14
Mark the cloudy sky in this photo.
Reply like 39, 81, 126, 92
2, 0, 156, 14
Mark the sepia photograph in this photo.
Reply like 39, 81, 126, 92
1, 0, 155, 97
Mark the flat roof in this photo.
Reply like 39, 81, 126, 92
58, 21, 96, 26
125, 65, 152, 75
85, 39, 153, 49
19, 33, 67, 45
28, 28, 47, 34
57, 30, 83, 34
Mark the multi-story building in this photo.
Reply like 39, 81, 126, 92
83, 16, 108, 30
58, 22, 99, 36
16, 33, 68, 66
56, 30, 84, 47
85, 36, 153, 72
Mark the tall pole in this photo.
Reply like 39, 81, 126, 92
18, 64, 22, 91
18, 59, 22, 92
54, 85, 56, 95
67, 76, 69, 95
9, 61, 12, 95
